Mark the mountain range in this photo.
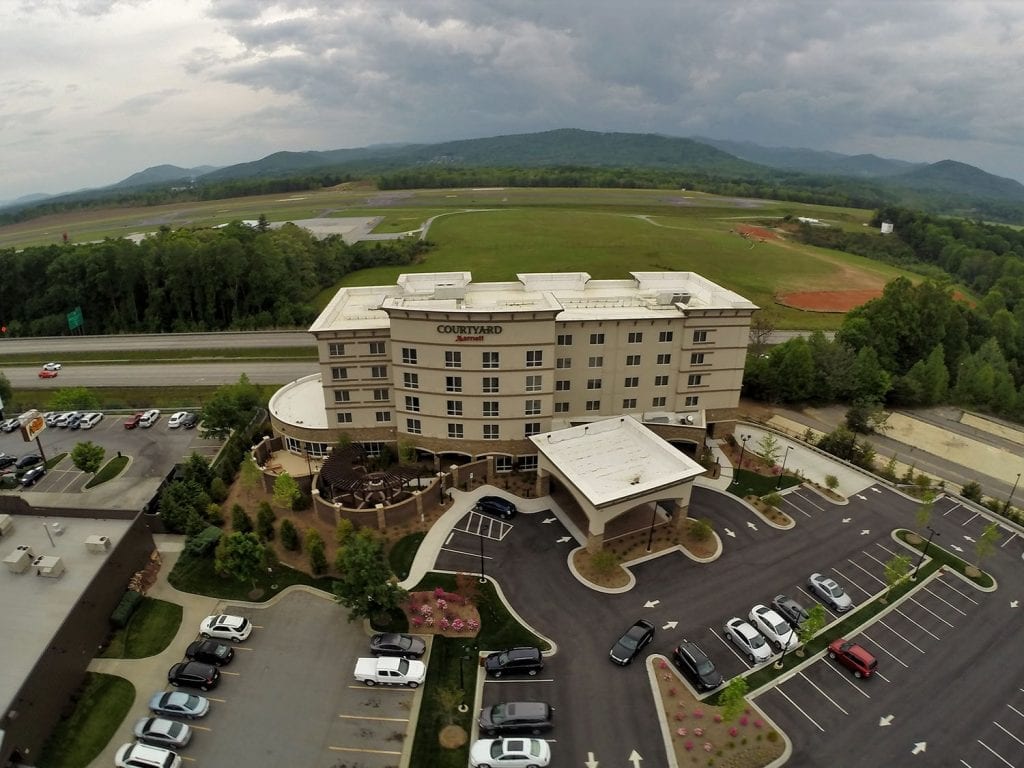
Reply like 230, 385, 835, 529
5, 128, 1024, 217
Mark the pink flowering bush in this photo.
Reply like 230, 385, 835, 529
434, 586, 445, 599
436, 598, 448, 611
419, 604, 433, 617
729, 727, 738, 737
668, 687, 677, 697
713, 714, 722, 723
684, 741, 694, 751
438, 617, 451, 631
659, 659, 669, 669
703, 742, 713, 752
674, 712, 685, 722
676, 727, 686, 737
410, 616, 424, 627
754, 719, 764, 729
739, 715, 749, 726
424, 617, 434, 626
692, 709, 703, 719
467, 618, 480, 631
451, 618, 466, 632
694, 727, 704, 737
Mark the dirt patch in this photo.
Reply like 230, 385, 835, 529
776, 289, 882, 312
735, 225, 779, 241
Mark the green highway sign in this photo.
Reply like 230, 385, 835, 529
67, 306, 84, 331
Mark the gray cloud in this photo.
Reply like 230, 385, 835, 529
105, 88, 185, 115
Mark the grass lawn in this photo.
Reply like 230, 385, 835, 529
85, 455, 130, 488
388, 532, 426, 581
1, 383, 281, 416
728, 468, 803, 498
409, 635, 478, 768
168, 549, 334, 600
37, 673, 135, 768
0, 346, 316, 367
101, 597, 183, 658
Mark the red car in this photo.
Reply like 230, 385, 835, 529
828, 638, 878, 679
38, 369, 58, 379
124, 413, 144, 429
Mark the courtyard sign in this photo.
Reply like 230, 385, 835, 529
436, 324, 503, 342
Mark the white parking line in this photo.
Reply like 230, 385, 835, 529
796, 586, 835, 616
893, 608, 941, 640
859, 551, 894, 577
859, 631, 909, 668
339, 714, 410, 723
907, 597, 955, 627
943, 502, 963, 516
771, 686, 825, 732
1000, 532, 1018, 548
961, 512, 980, 527
487, 678, 556, 683
782, 497, 813, 519
921, 586, 969, 616
1008, 704, 1024, 719
873, 541, 900, 558
933, 575, 980, 605
797, 671, 849, 714
874, 670, 891, 683
960, 760, 973, 767
976, 739, 1014, 767
993, 720, 1024, 747
823, 662, 872, 698
708, 627, 754, 667
836, 563, 878, 594
444, 532, 454, 546
439, 546, 494, 561
876, 619, 926, 654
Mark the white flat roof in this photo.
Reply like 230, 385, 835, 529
530, 416, 705, 507
268, 373, 328, 429
0, 514, 133, 713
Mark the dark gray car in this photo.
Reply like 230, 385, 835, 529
478, 701, 554, 736
771, 594, 810, 627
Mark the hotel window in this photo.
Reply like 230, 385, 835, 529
482, 351, 500, 369
628, 331, 643, 343
556, 357, 571, 369
585, 400, 601, 411
373, 388, 389, 401
590, 333, 605, 344
693, 330, 709, 343
333, 390, 351, 403
690, 352, 705, 365
655, 375, 669, 386
445, 350, 462, 368
626, 354, 641, 366
406, 418, 422, 434
651, 396, 666, 407
624, 377, 639, 388
623, 398, 637, 409
375, 411, 391, 423
447, 400, 463, 416
557, 334, 573, 345
659, 331, 674, 343
685, 396, 699, 407
401, 347, 418, 364
688, 374, 704, 386
336, 412, 352, 424
328, 342, 345, 357
482, 376, 499, 394
483, 401, 499, 417
369, 341, 385, 355
554, 401, 570, 413
331, 367, 347, 381
587, 378, 602, 390
448, 423, 464, 439
519, 455, 539, 471
405, 396, 420, 412
484, 424, 500, 440
588, 356, 603, 368
524, 423, 541, 437
446, 376, 462, 393
370, 365, 387, 379
403, 372, 419, 389
526, 374, 542, 392
556, 380, 571, 391
526, 350, 543, 368
658, 354, 673, 365
524, 399, 541, 416
495, 455, 513, 472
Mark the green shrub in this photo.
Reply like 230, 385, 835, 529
256, 504, 276, 541
307, 531, 327, 575
335, 518, 355, 546
205, 503, 223, 526
109, 590, 143, 628
961, 481, 983, 502
231, 504, 253, 534
280, 519, 300, 551
184, 526, 223, 557
293, 493, 312, 511
209, 477, 229, 503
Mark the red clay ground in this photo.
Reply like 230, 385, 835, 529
736, 224, 780, 240
776, 289, 883, 312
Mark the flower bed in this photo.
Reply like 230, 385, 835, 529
405, 585, 482, 637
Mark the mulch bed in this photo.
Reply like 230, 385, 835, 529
776, 289, 882, 312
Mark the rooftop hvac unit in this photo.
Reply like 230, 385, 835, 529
672, 292, 691, 305
85, 535, 111, 553
680, 415, 695, 424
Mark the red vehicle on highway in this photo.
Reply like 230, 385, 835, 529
38, 369, 58, 379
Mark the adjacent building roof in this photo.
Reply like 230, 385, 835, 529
268, 373, 328, 430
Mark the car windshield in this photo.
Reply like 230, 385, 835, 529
828, 584, 844, 598
748, 633, 766, 648
620, 633, 641, 650
529, 740, 543, 757
397, 658, 409, 674
490, 704, 509, 723
696, 658, 714, 675
166, 721, 184, 737
213, 644, 229, 657
772, 620, 789, 635
184, 695, 200, 707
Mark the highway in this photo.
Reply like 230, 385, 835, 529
0, 330, 314, 353
6, 362, 317, 388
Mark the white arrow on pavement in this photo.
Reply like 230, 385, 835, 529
879, 715, 894, 727
871, 487, 882, 493
644, 600, 660, 608
842, 517, 852, 523
663, 621, 678, 630
724, 528, 736, 538
950, 544, 963, 552
856, 494, 867, 500
964, 535, 976, 542
628, 750, 643, 767
557, 536, 572, 543
912, 742, 927, 755
585, 752, 599, 768
747, 521, 758, 530
1011, 600, 1019, 608
542, 517, 556, 524
861, 529, 871, 536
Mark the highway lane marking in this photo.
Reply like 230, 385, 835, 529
823, 662, 872, 697
770, 686, 824, 732
797, 671, 848, 714
875, 619, 926, 654
329, 746, 402, 755
921, 585, 969, 616
961, 511, 980, 526
893, 608, 941, 640
976, 740, 1014, 767
339, 714, 410, 722
933, 575, 980, 605
708, 626, 754, 668
993, 720, 1024, 747
859, 631, 909, 668
1007, 704, 1024, 719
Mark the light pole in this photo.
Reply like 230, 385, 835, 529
478, 526, 486, 584
646, 502, 659, 552
1006, 472, 1021, 514
913, 525, 939, 580
733, 434, 750, 486
776, 446, 792, 490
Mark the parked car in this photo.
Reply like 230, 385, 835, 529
723, 617, 772, 663
167, 661, 220, 691
828, 638, 878, 678
139, 408, 161, 428
45, 412, 63, 427
484, 647, 544, 678
0, 455, 16, 470
15, 454, 42, 470
672, 640, 724, 691
748, 604, 798, 651
55, 411, 79, 427
369, 632, 426, 659
0, 418, 19, 433
132, 717, 192, 749
771, 594, 810, 627
167, 411, 189, 428
185, 639, 234, 667
66, 412, 83, 430
478, 701, 554, 736
37, 369, 58, 379
353, 656, 426, 687
181, 412, 199, 429
469, 737, 551, 768
609, 619, 655, 665
80, 412, 103, 429
124, 412, 144, 429
473, 495, 518, 520
148, 691, 209, 719
42, 362, 62, 371
808, 572, 854, 612
199, 614, 252, 642
114, 742, 181, 768
19, 466, 46, 487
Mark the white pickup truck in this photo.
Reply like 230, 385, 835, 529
353, 656, 426, 688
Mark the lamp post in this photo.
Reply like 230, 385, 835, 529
733, 434, 750, 486
478, 526, 486, 583
1006, 472, 1021, 514
776, 446, 792, 490
913, 525, 939, 580
646, 503, 659, 553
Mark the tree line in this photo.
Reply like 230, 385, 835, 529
0, 223, 429, 336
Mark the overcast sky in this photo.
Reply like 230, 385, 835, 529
3, 0, 1024, 201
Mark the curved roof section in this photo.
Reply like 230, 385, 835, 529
268, 373, 327, 429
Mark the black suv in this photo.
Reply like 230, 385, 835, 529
484, 647, 543, 678
672, 640, 724, 692
474, 495, 518, 520
185, 639, 234, 667
478, 701, 554, 736
167, 661, 220, 691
